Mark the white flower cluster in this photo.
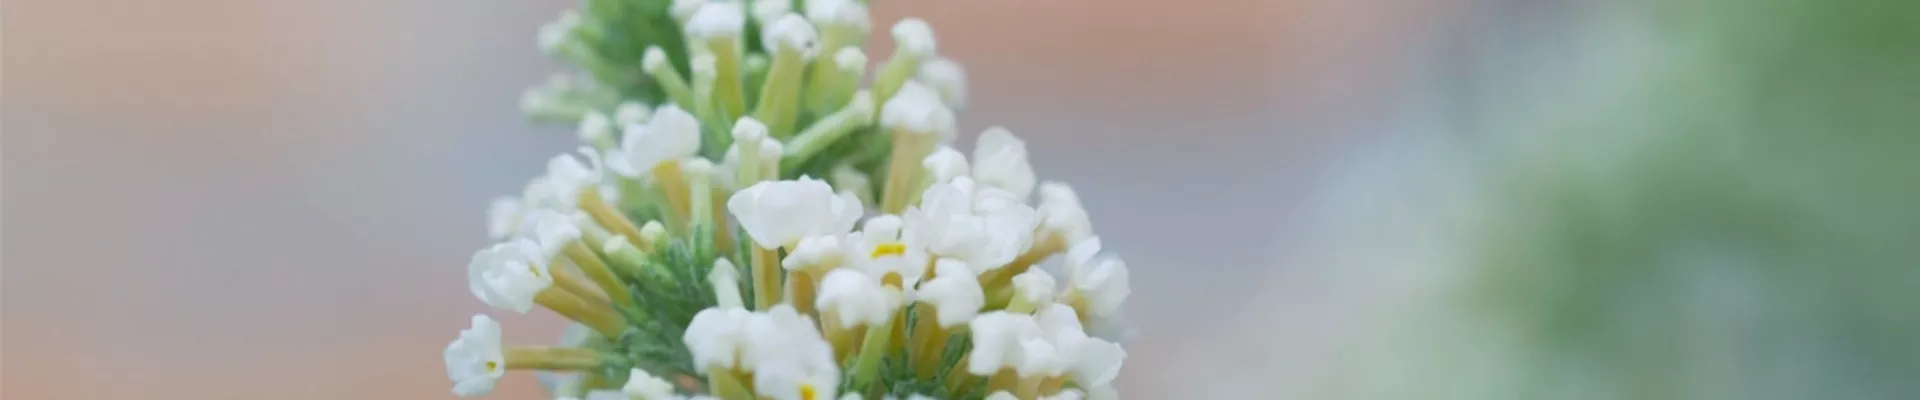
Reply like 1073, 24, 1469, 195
446, 1, 1130, 399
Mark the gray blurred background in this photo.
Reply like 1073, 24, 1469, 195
7, 0, 1488, 398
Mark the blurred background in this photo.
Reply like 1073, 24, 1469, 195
7, 0, 1918, 399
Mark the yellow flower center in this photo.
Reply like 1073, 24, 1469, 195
871, 242, 906, 259
800, 384, 819, 400
485, 361, 499, 372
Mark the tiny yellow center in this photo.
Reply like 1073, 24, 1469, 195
871, 242, 907, 259
484, 361, 499, 372
800, 384, 818, 400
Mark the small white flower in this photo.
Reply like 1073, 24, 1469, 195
579, 112, 615, 144
890, 18, 937, 57
971, 187, 1040, 267
1065, 237, 1130, 318
488, 196, 526, 240
615, 101, 653, 127
445, 314, 506, 396
835, 47, 868, 74
805, 0, 869, 32
684, 307, 754, 373
915, 258, 985, 327
880, 82, 955, 139
1035, 304, 1126, 387
728, 178, 863, 249
643, 46, 673, 75
524, 209, 584, 257
904, 178, 1038, 272
861, 214, 903, 240
782, 234, 846, 272
1016, 336, 1067, 378
622, 368, 677, 400
1036, 182, 1094, 246
732, 116, 769, 148
971, 127, 1036, 200
761, 14, 817, 55
841, 215, 931, 287
468, 240, 553, 313
815, 268, 899, 329
742, 305, 840, 400
922, 146, 970, 184
904, 180, 990, 264
916, 58, 967, 109
968, 311, 1044, 375
686, 1, 745, 39
616, 105, 702, 176
528, 153, 602, 211
537, 11, 580, 55
1012, 267, 1057, 309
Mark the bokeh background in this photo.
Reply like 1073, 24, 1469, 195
9, 0, 1919, 399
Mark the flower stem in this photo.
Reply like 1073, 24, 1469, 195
880, 131, 935, 214
944, 353, 976, 396
910, 304, 951, 379
752, 246, 783, 310
823, 318, 863, 364
782, 96, 874, 172
648, 61, 699, 113
708, 370, 755, 400
1040, 376, 1069, 396
707, 38, 747, 123
579, 187, 652, 252
985, 368, 1019, 395
711, 188, 735, 252
652, 161, 693, 234
536, 289, 625, 337
565, 241, 636, 310
1015, 374, 1044, 399
784, 269, 818, 315
804, 28, 854, 115
504, 346, 610, 370
872, 52, 924, 112
548, 258, 611, 304
754, 47, 806, 138
848, 313, 896, 390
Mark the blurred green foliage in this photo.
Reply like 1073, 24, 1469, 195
1464, 0, 1920, 398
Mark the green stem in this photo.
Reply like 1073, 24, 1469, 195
754, 48, 807, 138
803, 32, 852, 115
872, 51, 924, 111
504, 347, 614, 371
848, 314, 897, 391
565, 241, 636, 310
708, 38, 748, 123
782, 95, 875, 172
647, 60, 699, 113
